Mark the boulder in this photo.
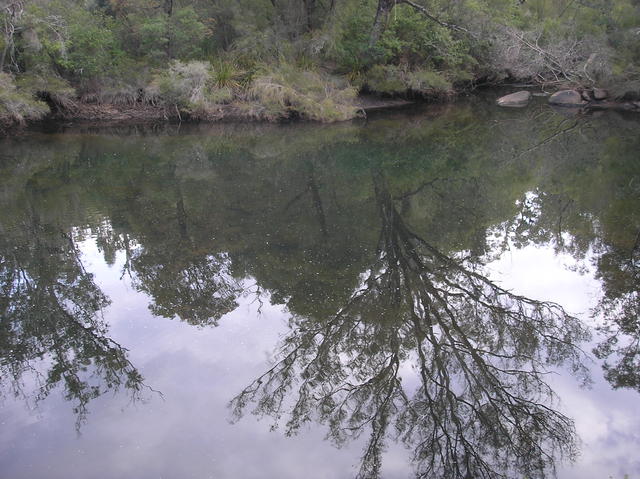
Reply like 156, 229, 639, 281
496, 91, 532, 107
593, 88, 609, 100
548, 90, 586, 106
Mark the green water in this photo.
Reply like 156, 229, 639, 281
1, 97, 639, 479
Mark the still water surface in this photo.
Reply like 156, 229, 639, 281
1, 96, 639, 478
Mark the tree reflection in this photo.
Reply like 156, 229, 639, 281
593, 230, 640, 392
132, 248, 241, 327
231, 172, 590, 479
0, 202, 148, 429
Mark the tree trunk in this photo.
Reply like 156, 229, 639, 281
303, 0, 316, 32
1, 1, 22, 73
164, 0, 173, 16
368, 0, 395, 48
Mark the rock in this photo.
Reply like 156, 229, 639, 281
581, 90, 592, 101
548, 90, 586, 106
496, 91, 532, 107
593, 88, 609, 100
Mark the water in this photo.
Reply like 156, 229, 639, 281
1, 95, 639, 479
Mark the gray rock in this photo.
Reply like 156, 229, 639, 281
581, 90, 592, 101
593, 88, 609, 100
497, 91, 532, 107
548, 90, 586, 106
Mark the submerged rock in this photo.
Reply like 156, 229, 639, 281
497, 91, 532, 107
549, 90, 586, 106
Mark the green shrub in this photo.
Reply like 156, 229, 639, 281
406, 69, 452, 93
168, 7, 210, 60
147, 60, 238, 115
249, 64, 359, 122
137, 15, 169, 63
151, 60, 211, 108
366, 64, 407, 95
25, 3, 124, 84
16, 73, 75, 97
211, 60, 244, 89
331, 13, 377, 73
365, 65, 452, 96
0, 73, 49, 126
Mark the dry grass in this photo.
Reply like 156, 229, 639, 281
249, 64, 359, 122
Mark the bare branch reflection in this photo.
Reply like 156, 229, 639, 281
594, 229, 640, 392
231, 172, 591, 479
0, 204, 150, 429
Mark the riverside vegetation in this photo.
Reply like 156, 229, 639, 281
1, 0, 640, 129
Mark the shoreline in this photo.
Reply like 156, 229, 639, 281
0, 95, 419, 136
3, 89, 639, 138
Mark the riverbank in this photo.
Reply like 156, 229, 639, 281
0, 93, 420, 136
3, 86, 639, 139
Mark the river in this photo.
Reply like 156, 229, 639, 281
1, 95, 639, 478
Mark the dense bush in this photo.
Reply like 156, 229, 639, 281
147, 60, 233, 117
249, 64, 359, 121
366, 64, 452, 96
1, 0, 638, 125
0, 73, 49, 127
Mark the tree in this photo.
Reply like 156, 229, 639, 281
0, 0, 24, 72
368, 0, 470, 48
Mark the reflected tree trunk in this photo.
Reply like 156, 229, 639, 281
231, 170, 590, 479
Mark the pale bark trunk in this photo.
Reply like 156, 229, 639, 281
368, 0, 395, 48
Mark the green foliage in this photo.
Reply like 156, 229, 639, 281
330, 13, 376, 74
148, 60, 237, 115
22, 2, 124, 84
211, 60, 244, 89
381, 6, 473, 71
16, 72, 77, 110
125, 7, 209, 62
366, 64, 407, 94
64, 11, 123, 81
406, 69, 452, 92
2, 0, 639, 118
168, 7, 209, 60
137, 15, 169, 63
0, 73, 49, 126
366, 64, 452, 96
151, 60, 212, 109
